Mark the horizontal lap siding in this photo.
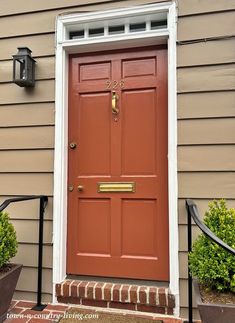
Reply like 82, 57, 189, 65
178, 11, 235, 41
178, 64, 235, 92
177, 39, 235, 67
13, 244, 52, 268
0, 103, 55, 126
0, 81, 55, 104
0, 197, 53, 220
11, 219, 52, 244
16, 267, 52, 294
177, 1, 235, 318
1, 0, 164, 16
0, 34, 55, 60
0, 150, 54, 172
178, 119, 235, 144
178, 0, 235, 16
178, 146, 235, 171
0, 127, 54, 149
178, 198, 235, 225
178, 92, 235, 119
0, 174, 53, 195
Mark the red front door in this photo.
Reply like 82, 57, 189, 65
67, 46, 169, 280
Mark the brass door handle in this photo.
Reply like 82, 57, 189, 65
77, 185, 84, 192
112, 91, 119, 114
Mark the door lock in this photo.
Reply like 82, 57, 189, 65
69, 142, 77, 149
68, 185, 74, 192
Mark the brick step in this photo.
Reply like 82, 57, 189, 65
56, 280, 175, 316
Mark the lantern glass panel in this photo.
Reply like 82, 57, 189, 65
15, 58, 26, 80
27, 59, 33, 82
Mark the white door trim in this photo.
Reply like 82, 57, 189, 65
53, 1, 179, 316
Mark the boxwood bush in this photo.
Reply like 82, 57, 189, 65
189, 200, 235, 293
0, 212, 18, 268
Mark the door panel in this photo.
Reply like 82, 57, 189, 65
122, 57, 156, 78
121, 199, 157, 257
121, 89, 157, 175
67, 46, 169, 281
78, 93, 111, 176
79, 62, 111, 82
77, 198, 111, 255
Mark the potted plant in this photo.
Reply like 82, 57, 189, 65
189, 200, 235, 323
0, 211, 22, 323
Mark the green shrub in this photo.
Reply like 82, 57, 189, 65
0, 211, 18, 268
189, 199, 235, 293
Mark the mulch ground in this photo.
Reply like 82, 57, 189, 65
199, 284, 235, 305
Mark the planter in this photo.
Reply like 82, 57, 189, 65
0, 264, 22, 323
193, 280, 235, 323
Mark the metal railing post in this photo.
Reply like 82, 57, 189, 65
32, 196, 48, 311
186, 201, 193, 323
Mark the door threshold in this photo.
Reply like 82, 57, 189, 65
66, 275, 169, 287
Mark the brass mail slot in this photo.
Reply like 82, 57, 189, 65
98, 182, 135, 193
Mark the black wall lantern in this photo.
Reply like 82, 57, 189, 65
13, 47, 36, 87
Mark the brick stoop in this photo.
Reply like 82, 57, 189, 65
56, 280, 175, 316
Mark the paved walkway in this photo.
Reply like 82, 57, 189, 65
5, 301, 192, 323
4, 301, 68, 323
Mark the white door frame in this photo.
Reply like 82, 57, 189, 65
53, 1, 179, 316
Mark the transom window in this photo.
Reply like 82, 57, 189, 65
67, 11, 167, 40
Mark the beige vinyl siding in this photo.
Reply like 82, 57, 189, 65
179, 172, 235, 199
0, 197, 53, 220
177, 39, 235, 67
0, 174, 53, 195
0, 0, 234, 317
178, 119, 235, 145
0, 0, 123, 16
0, 81, 55, 104
0, 0, 168, 17
0, 150, 54, 172
178, 64, 235, 93
13, 244, 53, 268
0, 103, 55, 127
16, 267, 52, 294
178, 199, 235, 225
178, 92, 235, 119
178, 0, 235, 16
0, 127, 54, 149
178, 146, 235, 171
11, 220, 52, 244
178, 11, 235, 41
0, 34, 55, 60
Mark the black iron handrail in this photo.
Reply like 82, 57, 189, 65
0, 195, 48, 311
186, 199, 235, 323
